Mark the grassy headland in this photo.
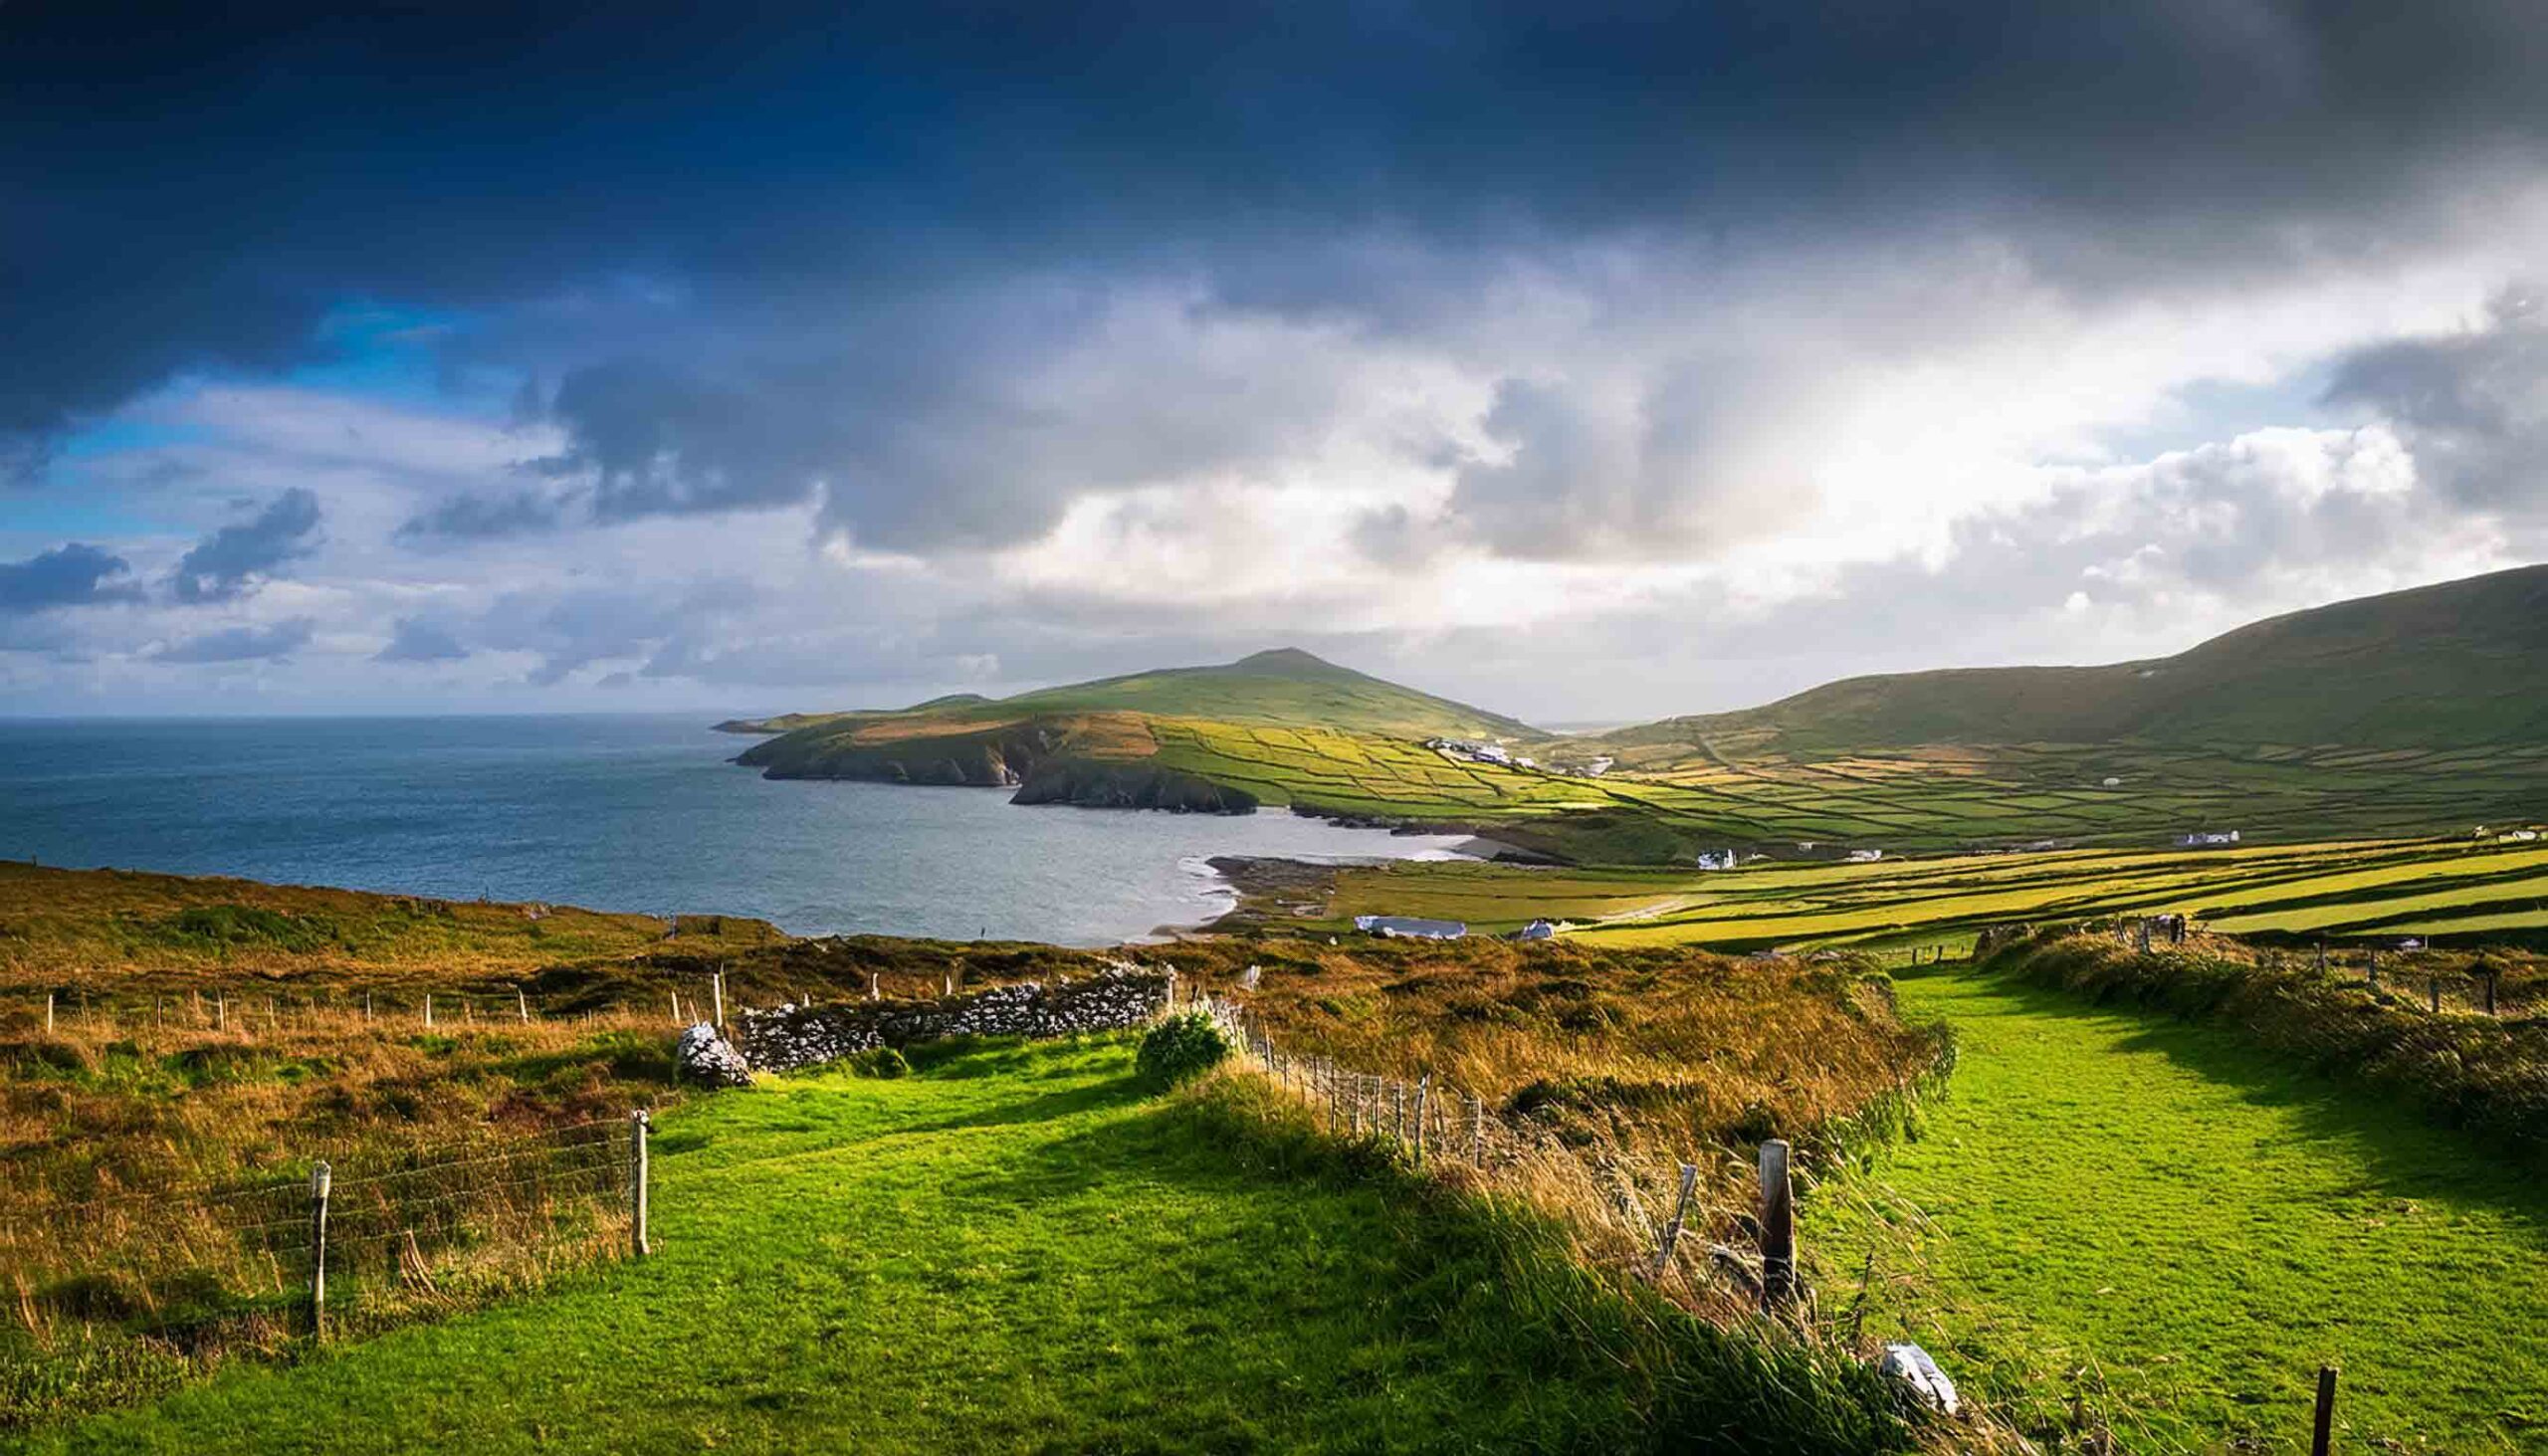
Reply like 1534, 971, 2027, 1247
724, 568, 2548, 864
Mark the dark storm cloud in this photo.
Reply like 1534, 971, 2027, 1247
397, 487, 564, 542
0, 543, 137, 614
2323, 285, 2548, 517
374, 617, 470, 664
170, 489, 323, 603
10, 1, 2548, 493
153, 618, 317, 664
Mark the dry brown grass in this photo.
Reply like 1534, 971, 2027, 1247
0, 1002, 676, 1423
0, 861, 782, 992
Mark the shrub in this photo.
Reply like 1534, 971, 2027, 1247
843, 1047, 910, 1079
1136, 1012, 1231, 1087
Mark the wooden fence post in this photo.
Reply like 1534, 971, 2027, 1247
1760, 1139, 1796, 1310
1413, 1076, 1429, 1164
2429, 976, 2442, 1014
363, 991, 372, 1021
309, 1160, 332, 1338
2311, 1364, 2338, 1456
2366, 950, 2379, 993
631, 1110, 652, 1257
2483, 969, 2498, 1016
1650, 1161, 1698, 1281
713, 969, 726, 1029
518, 988, 530, 1024
44, 991, 53, 1035
1470, 1095, 1485, 1167
424, 992, 434, 1028
216, 991, 226, 1031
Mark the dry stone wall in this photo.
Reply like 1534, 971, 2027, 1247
732, 962, 1173, 1072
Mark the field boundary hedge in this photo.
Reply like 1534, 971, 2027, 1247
1979, 934, 2548, 1155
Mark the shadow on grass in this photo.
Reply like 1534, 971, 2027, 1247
931, 1076, 1927, 1456
1920, 965, 2548, 1237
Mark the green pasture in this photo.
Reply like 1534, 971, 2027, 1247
1808, 966, 2548, 1452
17, 1037, 1913, 1455
1284, 837, 2548, 952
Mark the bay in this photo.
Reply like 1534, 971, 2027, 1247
0, 715, 1472, 945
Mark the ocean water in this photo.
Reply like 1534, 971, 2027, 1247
0, 716, 1472, 945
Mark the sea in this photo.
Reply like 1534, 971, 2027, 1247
0, 715, 1475, 945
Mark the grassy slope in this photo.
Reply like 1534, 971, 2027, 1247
20, 1038, 1915, 1455
1809, 967, 2548, 1453
1615, 564, 2548, 754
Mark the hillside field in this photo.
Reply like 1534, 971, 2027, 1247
1232, 834, 2548, 951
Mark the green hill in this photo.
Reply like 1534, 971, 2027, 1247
729, 648, 1538, 805
1605, 564, 2548, 755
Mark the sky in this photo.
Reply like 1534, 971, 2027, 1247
5, 2, 2547, 724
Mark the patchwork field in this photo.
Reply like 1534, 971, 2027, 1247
1234, 834, 2548, 952
1147, 723, 2548, 861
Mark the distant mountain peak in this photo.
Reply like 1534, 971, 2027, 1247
1229, 647, 1344, 675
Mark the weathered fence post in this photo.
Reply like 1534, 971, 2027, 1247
518, 988, 530, 1024
309, 1160, 332, 1337
2311, 1364, 2338, 1456
2366, 950, 2379, 993
1759, 1139, 1796, 1310
630, 1110, 652, 1258
714, 969, 727, 1028
1413, 1076, 1429, 1165
44, 991, 53, 1034
424, 992, 434, 1028
1650, 1160, 1698, 1281
1470, 1095, 1485, 1167
2483, 969, 2499, 1016
363, 990, 373, 1021
670, 991, 681, 1024
2315, 941, 2326, 973
2429, 976, 2442, 1014
216, 991, 226, 1031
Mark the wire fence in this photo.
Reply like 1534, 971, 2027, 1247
1, 1115, 642, 1364
1180, 987, 1820, 1319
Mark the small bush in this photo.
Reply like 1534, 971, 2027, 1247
843, 1047, 910, 1079
1136, 1012, 1231, 1087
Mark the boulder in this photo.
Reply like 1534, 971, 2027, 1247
1878, 1343, 1960, 1417
676, 1022, 754, 1088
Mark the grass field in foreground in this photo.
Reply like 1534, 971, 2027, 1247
1807, 967, 2548, 1453
17, 1037, 1915, 1454
1253, 835, 2548, 951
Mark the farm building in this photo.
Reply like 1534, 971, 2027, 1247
1353, 915, 1467, 939
1510, 920, 1558, 941
1845, 848, 1885, 863
2179, 830, 2242, 847
1695, 850, 1738, 871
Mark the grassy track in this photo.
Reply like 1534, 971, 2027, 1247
1811, 968, 2548, 1452
16, 1037, 1907, 1454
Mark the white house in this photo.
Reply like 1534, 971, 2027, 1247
1353, 914, 1468, 939
2178, 830, 2241, 848
1845, 848, 1884, 863
1695, 849, 1738, 871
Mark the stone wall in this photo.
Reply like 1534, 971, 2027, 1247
732, 962, 1173, 1072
